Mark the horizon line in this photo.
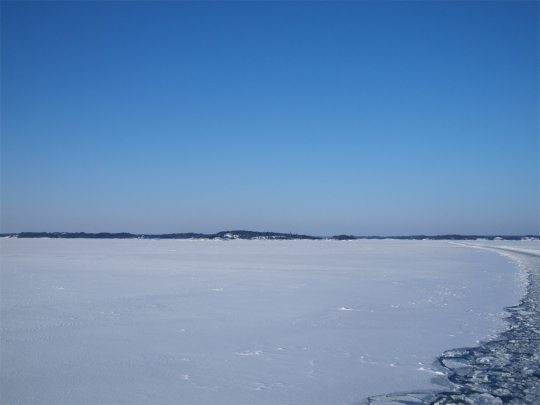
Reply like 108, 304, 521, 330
2, 231, 539, 241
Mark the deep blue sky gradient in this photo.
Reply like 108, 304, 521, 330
2, 1, 538, 235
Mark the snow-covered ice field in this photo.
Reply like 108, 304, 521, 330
1, 239, 537, 404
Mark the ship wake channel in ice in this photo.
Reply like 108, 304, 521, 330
367, 243, 540, 405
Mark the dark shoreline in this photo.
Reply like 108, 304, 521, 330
1, 231, 538, 241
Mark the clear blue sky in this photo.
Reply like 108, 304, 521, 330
1, 1, 538, 236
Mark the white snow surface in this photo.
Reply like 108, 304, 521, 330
1, 239, 536, 404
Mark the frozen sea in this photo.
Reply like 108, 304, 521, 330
1, 239, 538, 404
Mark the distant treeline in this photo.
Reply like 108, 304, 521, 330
1, 231, 538, 241
7, 231, 318, 240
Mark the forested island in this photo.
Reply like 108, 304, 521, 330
1, 231, 538, 241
